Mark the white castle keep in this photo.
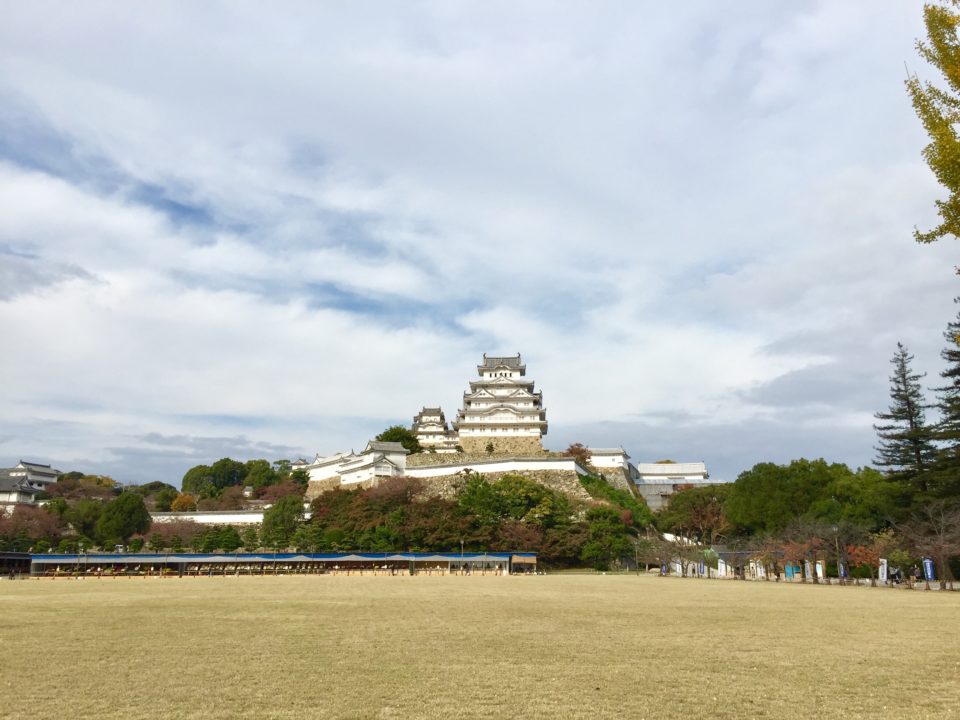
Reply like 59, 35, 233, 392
413, 353, 548, 456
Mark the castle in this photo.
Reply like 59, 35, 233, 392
413, 353, 548, 455
298, 352, 714, 509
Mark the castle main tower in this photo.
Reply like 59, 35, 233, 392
453, 353, 548, 455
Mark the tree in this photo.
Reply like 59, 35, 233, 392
375, 425, 422, 454
656, 484, 730, 545
154, 487, 178, 512
95, 492, 151, 546
873, 343, 936, 493
65, 499, 104, 538
241, 526, 260, 551
0, 505, 65, 547
906, 1, 960, 245
897, 499, 960, 590
261, 495, 305, 549
245, 459, 279, 490
180, 458, 248, 498
131, 480, 177, 496
563, 443, 592, 469
580, 505, 633, 570
932, 300, 960, 496
170, 493, 198, 512
578, 473, 653, 528
181, 464, 215, 497
209, 458, 248, 492
456, 473, 502, 525
725, 460, 836, 535
257, 480, 304, 503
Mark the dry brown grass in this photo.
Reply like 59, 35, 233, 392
1, 574, 958, 719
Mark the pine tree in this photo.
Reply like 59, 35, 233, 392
932, 301, 960, 496
874, 342, 936, 493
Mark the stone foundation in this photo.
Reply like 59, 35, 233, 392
305, 468, 594, 504
458, 436, 544, 456
408, 450, 563, 469
409, 469, 592, 502
305, 476, 382, 502
596, 467, 636, 495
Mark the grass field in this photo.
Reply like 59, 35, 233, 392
1, 574, 958, 720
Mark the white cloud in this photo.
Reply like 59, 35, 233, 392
0, 2, 955, 484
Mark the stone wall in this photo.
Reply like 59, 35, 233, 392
457, 436, 544, 456
304, 476, 381, 502
410, 469, 592, 502
595, 467, 635, 494
408, 449, 564, 468
305, 468, 593, 504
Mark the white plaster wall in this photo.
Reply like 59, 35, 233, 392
340, 465, 375, 485
151, 511, 267, 525
308, 463, 342, 482
591, 454, 628, 469
635, 462, 708, 478
405, 458, 587, 478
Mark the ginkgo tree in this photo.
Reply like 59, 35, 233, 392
907, 1, 960, 246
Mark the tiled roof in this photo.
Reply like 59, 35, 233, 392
365, 441, 409, 454
480, 353, 523, 369
0, 472, 40, 494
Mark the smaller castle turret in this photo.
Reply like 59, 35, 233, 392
412, 407, 459, 453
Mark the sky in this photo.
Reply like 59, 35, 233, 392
2, 2, 958, 486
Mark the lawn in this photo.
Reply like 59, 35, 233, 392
1, 574, 958, 719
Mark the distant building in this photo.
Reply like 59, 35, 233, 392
412, 407, 459, 453
452, 353, 548, 455
589, 448, 631, 473
631, 462, 713, 511
0, 470, 40, 513
301, 353, 723, 507
8, 460, 61, 490
296, 440, 410, 487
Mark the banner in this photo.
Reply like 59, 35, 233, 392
804, 560, 813, 580
815, 561, 825, 580
923, 557, 936, 581
879, 558, 888, 583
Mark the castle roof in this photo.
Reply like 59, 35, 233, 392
0, 471, 40, 494
14, 460, 60, 477
364, 441, 409, 455
479, 353, 525, 375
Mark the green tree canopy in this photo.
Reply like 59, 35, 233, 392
181, 464, 215, 497
580, 505, 633, 570
376, 425, 422, 454
181, 458, 250, 497
65, 499, 104, 538
244, 459, 279, 490
656, 484, 730, 545
907, 1, 960, 244
726, 459, 906, 536
94, 492, 151, 546
726, 459, 848, 535
261, 495, 305, 549
154, 487, 178, 512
